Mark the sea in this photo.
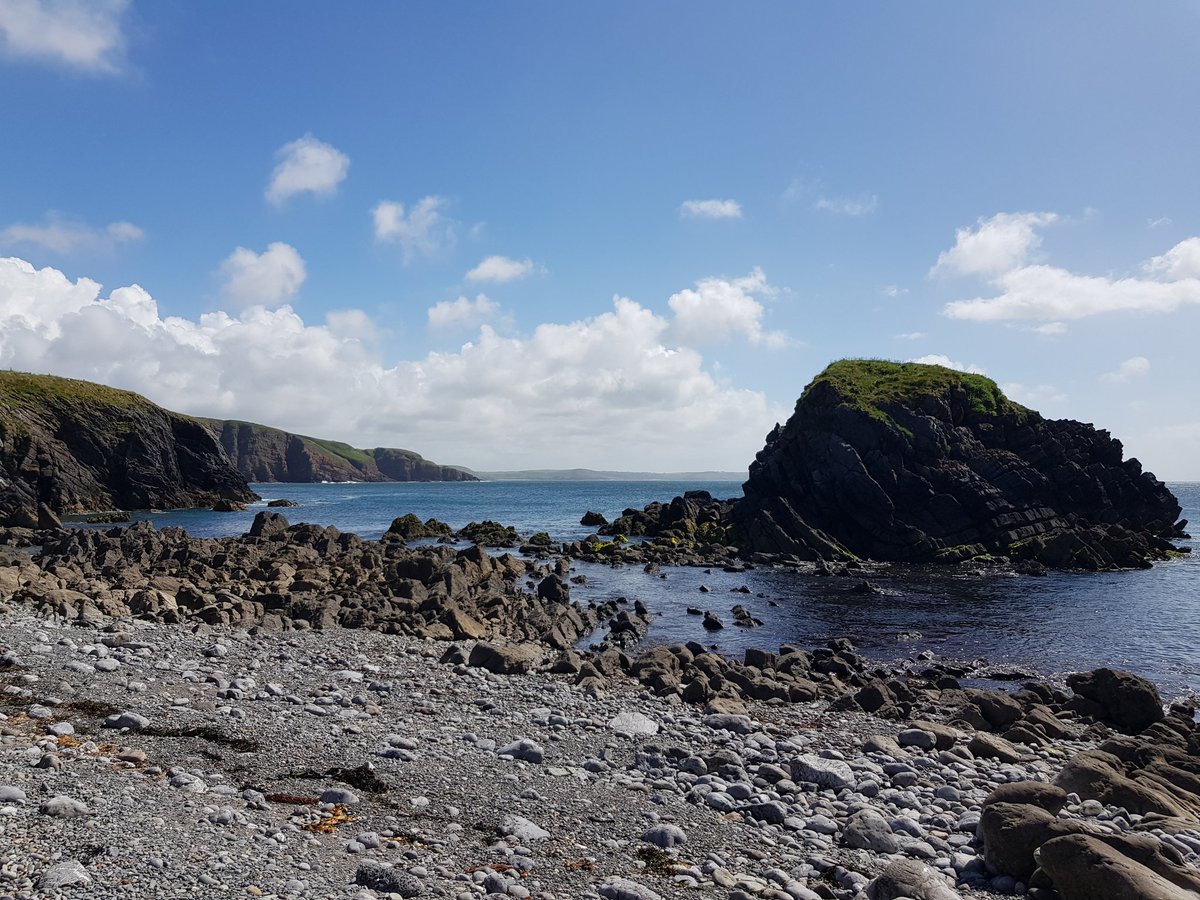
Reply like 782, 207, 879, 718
105, 480, 1200, 701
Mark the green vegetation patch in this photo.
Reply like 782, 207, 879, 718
803, 359, 1030, 430
304, 436, 375, 468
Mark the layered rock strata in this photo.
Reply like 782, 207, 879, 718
735, 360, 1186, 569
0, 372, 256, 527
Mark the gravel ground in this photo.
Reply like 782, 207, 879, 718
0, 611, 1169, 900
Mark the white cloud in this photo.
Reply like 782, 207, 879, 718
0, 213, 143, 255
372, 196, 454, 264
908, 354, 987, 375
679, 199, 743, 220
883, 285, 908, 297
893, 332, 925, 341
1101, 356, 1151, 384
667, 268, 787, 348
932, 211, 1059, 278
1001, 382, 1068, 411
1148, 217, 1172, 229
265, 135, 349, 205
1032, 322, 1068, 336
0, 0, 128, 73
465, 255, 536, 284
324, 309, 377, 342
814, 194, 878, 216
944, 258, 1200, 321
935, 216, 1200, 322
1145, 237, 1200, 280
0, 256, 788, 470
217, 243, 306, 308
427, 294, 499, 330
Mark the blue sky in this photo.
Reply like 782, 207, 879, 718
1, 2, 1199, 476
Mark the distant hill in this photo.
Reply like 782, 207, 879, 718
203, 419, 477, 484
472, 468, 745, 482
0, 372, 255, 526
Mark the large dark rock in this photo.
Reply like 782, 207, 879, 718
1067, 668, 1164, 733
733, 360, 1186, 569
0, 372, 257, 526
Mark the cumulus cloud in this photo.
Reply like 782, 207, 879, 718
465, 256, 537, 284
679, 199, 742, 220
217, 242, 306, 308
265, 135, 349, 205
1101, 356, 1151, 384
427, 294, 500, 330
667, 268, 787, 348
814, 194, 879, 216
908, 354, 987, 375
0, 0, 128, 72
932, 211, 1059, 278
0, 213, 144, 255
1145, 237, 1200, 281
0, 256, 787, 470
944, 256, 1200, 321
935, 212, 1200, 322
373, 196, 454, 264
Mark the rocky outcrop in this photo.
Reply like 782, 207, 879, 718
0, 372, 256, 527
3, 513, 592, 648
734, 360, 1187, 570
206, 419, 477, 484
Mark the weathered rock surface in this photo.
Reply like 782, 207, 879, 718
206, 418, 477, 483
734, 360, 1187, 569
0, 371, 257, 527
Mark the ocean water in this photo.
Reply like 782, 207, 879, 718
115, 480, 1200, 699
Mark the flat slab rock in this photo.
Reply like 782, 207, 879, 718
793, 754, 855, 791
608, 710, 658, 735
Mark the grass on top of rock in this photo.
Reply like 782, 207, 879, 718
804, 359, 1031, 429
0, 370, 205, 440
0, 370, 159, 413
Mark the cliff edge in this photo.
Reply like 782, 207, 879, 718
0, 372, 257, 526
733, 360, 1187, 570
206, 420, 478, 483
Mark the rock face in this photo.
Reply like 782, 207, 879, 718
207, 419, 477, 484
0, 372, 257, 527
734, 360, 1187, 569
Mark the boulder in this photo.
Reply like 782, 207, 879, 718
1053, 750, 1193, 819
1036, 833, 1198, 900
467, 641, 542, 675
1067, 668, 1164, 733
984, 781, 1067, 815
968, 733, 1027, 763
867, 859, 963, 900
978, 802, 1080, 881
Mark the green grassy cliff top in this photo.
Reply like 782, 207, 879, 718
803, 359, 1030, 424
0, 370, 159, 413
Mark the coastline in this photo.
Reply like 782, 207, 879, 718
1, 516, 1199, 898
2, 611, 1195, 900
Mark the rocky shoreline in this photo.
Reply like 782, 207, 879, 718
1, 516, 1199, 899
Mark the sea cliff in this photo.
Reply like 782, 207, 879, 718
206, 419, 477, 484
0, 372, 256, 526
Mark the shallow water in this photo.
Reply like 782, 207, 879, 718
105, 479, 1200, 699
